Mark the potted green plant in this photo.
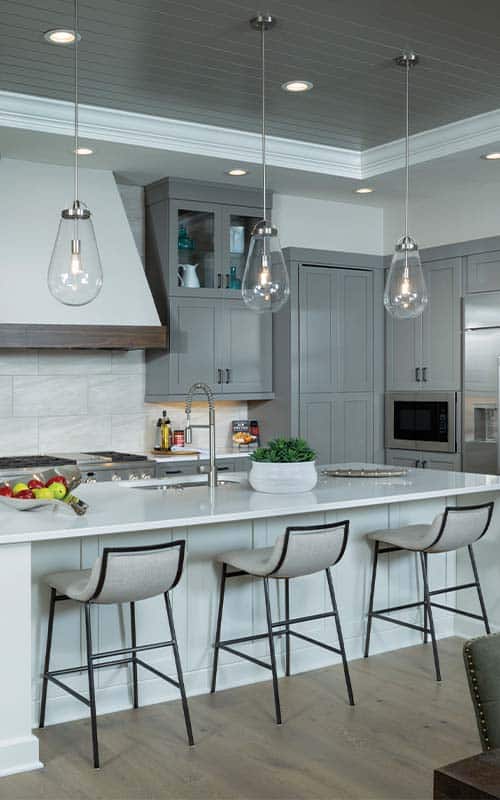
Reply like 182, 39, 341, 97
249, 438, 317, 494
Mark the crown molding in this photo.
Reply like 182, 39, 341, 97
2, 89, 500, 181
0, 90, 361, 179
363, 107, 500, 177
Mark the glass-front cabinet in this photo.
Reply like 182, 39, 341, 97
167, 191, 263, 295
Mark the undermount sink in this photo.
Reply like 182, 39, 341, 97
132, 479, 240, 491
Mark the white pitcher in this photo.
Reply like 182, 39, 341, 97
177, 263, 200, 288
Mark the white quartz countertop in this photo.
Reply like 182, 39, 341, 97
1, 464, 500, 546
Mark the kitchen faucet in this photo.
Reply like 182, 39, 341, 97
184, 383, 217, 488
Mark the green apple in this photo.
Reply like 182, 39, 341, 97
33, 488, 54, 500
48, 482, 67, 500
13, 482, 29, 495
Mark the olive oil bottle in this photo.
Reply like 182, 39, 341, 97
160, 409, 172, 451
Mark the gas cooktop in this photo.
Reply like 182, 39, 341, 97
0, 455, 77, 469
86, 451, 147, 463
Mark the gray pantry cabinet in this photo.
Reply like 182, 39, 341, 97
144, 178, 273, 400
250, 248, 385, 466
386, 256, 462, 391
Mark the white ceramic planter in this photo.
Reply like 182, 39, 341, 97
248, 460, 318, 494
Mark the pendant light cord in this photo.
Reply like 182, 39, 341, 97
74, 0, 79, 205
261, 22, 267, 224
404, 56, 409, 240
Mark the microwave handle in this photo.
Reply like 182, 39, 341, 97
415, 367, 421, 382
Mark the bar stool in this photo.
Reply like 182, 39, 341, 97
364, 502, 494, 681
39, 540, 194, 768
211, 520, 354, 724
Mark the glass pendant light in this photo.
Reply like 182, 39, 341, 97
384, 52, 427, 320
48, 0, 103, 306
241, 15, 289, 314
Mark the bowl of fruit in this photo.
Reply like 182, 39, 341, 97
0, 466, 88, 515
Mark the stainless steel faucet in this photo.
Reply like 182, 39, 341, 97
184, 383, 217, 488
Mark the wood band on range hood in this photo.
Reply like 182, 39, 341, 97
0, 324, 168, 350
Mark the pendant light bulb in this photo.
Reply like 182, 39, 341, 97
48, 0, 103, 307
241, 15, 290, 314
384, 52, 427, 320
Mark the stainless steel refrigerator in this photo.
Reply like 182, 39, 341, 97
463, 291, 500, 474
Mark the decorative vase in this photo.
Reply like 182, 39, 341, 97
248, 460, 318, 494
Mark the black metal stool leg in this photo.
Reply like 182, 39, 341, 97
263, 578, 282, 725
164, 593, 194, 746
130, 602, 139, 709
326, 568, 355, 706
364, 541, 379, 657
284, 578, 291, 677
423, 553, 429, 644
39, 587, 57, 729
84, 603, 100, 769
468, 545, 490, 634
211, 563, 227, 694
419, 553, 441, 682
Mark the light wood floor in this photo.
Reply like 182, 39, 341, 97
0, 637, 481, 800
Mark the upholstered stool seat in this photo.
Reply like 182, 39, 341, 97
39, 541, 194, 768
211, 521, 354, 725
364, 502, 494, 682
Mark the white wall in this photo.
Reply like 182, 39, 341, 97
273, 193, 384, 255
383, 180, 500, 252
0, 158, 159, 325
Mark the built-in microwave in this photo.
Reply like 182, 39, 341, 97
385, 392, 459, 453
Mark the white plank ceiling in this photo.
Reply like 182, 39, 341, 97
2, 0, 500, 149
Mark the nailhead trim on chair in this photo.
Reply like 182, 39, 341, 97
464, 643, 490, 749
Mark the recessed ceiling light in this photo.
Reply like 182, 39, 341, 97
74, 147, 94, 155
481, 152, 500, 160
282, 80, 314, 92
44, 29, 81, 45
226, 168, 249, 176
355, 187, 374, 194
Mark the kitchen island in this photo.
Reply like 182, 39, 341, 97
2, 465, 500, 777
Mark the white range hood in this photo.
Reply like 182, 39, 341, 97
0, 158, 165, 348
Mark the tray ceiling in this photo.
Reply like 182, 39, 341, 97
2, 0, 500, 150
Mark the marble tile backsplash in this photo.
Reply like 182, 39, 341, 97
0, 349, 247, 456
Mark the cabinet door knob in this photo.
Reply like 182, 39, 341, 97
217, 273, 222, 289
226, 368, 231, 384
422, 367, 428, 382
415, 460, 421, 468
415, 367, 421, 382
217, 368, 223, 384
422, 460, 428, 468
225, 274, 230, 289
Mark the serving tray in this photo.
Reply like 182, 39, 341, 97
322, 467, 408, 478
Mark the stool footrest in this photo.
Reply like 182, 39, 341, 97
272, 611, 335, 627
135, 657, 179, 688
429, 583, 477, 596
370, 612, 430, 634
289, 630, 342, 655
46, 675, 90, 707
374, 601, 424, 615
91, 640, 174, 660
218, 644, 272, 670
430, 602, 485, 620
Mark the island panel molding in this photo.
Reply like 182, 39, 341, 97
0, 324, 167, 350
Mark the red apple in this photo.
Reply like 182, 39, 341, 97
0, 485, 13, 497
46, 476, 68, 489
16, 489, 35, 499
28, 479, 44, 490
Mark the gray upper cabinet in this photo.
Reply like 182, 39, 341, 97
224, 299, 272, 396
145, 178, 274, 400
466, 251, 500, 293
386, 256, 461, 391
299, 266, 373, 393
421, 257, 462, 390
146, 296, 273, 400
